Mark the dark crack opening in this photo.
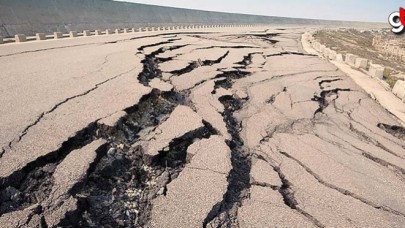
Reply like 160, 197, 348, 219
312, 88, 351, 115
138, 44, 187, 86
203, 95, 251, 228
74, 89, 195, 227
377, 123, 405, 140
170, 51, 230, 76
0, 123, 98, 216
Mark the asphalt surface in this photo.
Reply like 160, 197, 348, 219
1, 27, 405, 227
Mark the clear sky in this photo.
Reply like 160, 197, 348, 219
114, 0, 403, 23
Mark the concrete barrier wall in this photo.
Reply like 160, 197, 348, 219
0, 0, 386, 37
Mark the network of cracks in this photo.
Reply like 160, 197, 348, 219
1, 30, 405, 228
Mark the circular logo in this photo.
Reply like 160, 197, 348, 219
389, 11, 405, 34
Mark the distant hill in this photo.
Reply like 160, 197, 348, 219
0, 0, 386, 37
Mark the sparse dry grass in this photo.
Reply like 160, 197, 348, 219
384, 69, 399, 88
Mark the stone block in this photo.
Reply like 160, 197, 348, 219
354, 58, 368, 69
36, 33, 46, 40
335, 54, 344, 62
368, 63, 385, 79
123, 28, 129, 33
345, 53, 357, 66
15, 34, 26, 42
328, 50, 337, 60
83, 30, 91, 36
322, 48, 331, 58
319, 44, 326, 53
392, 80, 405, 101
137, 28, 143, 32
115, 29, 121, 34
54, 32, 63, 39
312, 42, 320, 51
69, 31, 77, 38
0, 37, 3, 44
95, 30, 102, 35
105, 29, 113, 35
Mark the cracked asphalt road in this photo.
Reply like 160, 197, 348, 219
1, 27, 405, 227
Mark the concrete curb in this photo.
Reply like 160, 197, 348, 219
393, 80, 405, 101
368, 63, 384, 79
354, 58, 368, 69
304, 31, 404, 103
106, 29, 113, 35
345, 54, 357, 66
306, 32, 388, 81
54, 32, 63, 39
0, 24, 260, 45
83, 30, 91, 36
302, 31, 405, 125
15, 34, 27, 43
69, 31, 77, 38
36, 33, 46, 41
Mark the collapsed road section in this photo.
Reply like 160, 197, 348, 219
1, 28, 405, 228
